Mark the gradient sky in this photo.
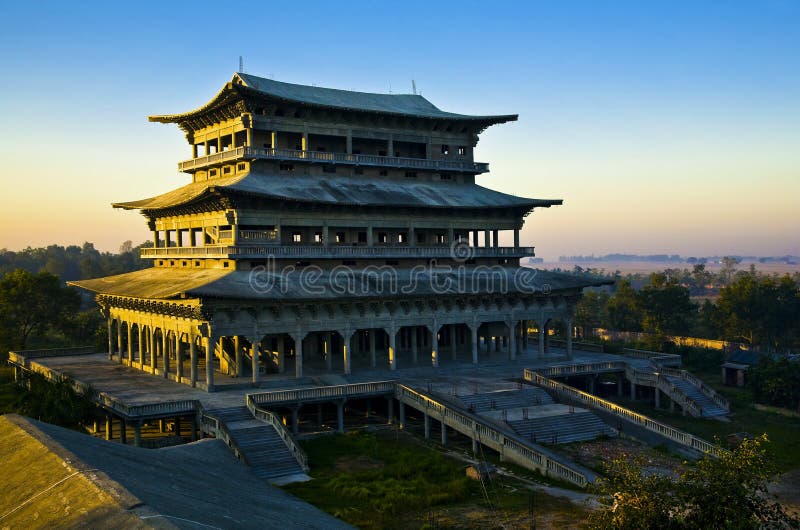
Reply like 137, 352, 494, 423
0, 0, 798, 260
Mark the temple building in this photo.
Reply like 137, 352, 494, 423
71, 72, 599, 392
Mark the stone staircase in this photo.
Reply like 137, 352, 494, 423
663, 375, 729, 417
507, 410, 617, 445
457, 387, 554, 412
206, 406, 305, 481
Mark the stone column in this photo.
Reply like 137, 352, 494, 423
630, 381, 636, 401
206, 335, 217, 392
484, 230, 490, 248
107, 318, 113, 360
150, 329, 157, 371
234, 336, 242, 378
292, 331, 306, 379
277, 335, 285, 374
336, 401, 345, 433
189, 336, 197, 388
126, 324, 133, 364
471, 325, 479, 364
424, 412, 430, 439
514, 229, 520, 248
430, 324, 439, 367
162, 331, 169, 378
105, 414, 112, 441
441, 421, 447, 446
133, 420, 141, 447
654, 388, 661, 409
117, 323, 123, 363
346, 130, 353, 154
120, 419, 127, 445
175, 333, 183, 382
411, 327, 418, 364
538, 324, 545, 358
342, 330, 354, 375
369, 331, 376, 368
492, 229, 499, 248
251, 338, 261, 385
617, 374, 624, 397
138, 326, 145, 370
398, 402, 405, 428
387, 327, 397, 370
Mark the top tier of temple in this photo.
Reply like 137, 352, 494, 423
148, 73, 518, 182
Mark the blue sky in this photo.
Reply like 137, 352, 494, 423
0, 0, 798, 259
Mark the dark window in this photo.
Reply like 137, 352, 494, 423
385, 260, 399, 266
209, 169, 218, 177
295, 261, 311, 267
354, 167, 364, 175
223, 262, 229, 268
441, 145, 450, 155
194, 261, 200, 266
292, 232, 302, 243
342, 260, 357, 266
405, 171, 417, 178
336, 232, 346, 243
317, 146, 326, 152
379, 170, 388, 176
322, 165, 336, 173
237, 163, 246, 171
440, 173, 452, 181
159, 260, 164, 265
358, 232, 367, 244
378, 232, 388, 243
182, 261, 187, 267
275, 109, 285, 117
378, 150, 387, 156
314, 232, 323, 243
353, 149, 361, 155
223, 166, 231, 174
398, 233, 407, 244
169, 260, 175, 266
435, 234, 446, 244
458, 146, 466, 155
280, 164, 295, 172
416, 232, 425, 244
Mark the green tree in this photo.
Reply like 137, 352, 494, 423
637, 273, 695, 336
0, 269, 81, 352
589, 435, 798, 529
575, 290, 609, 338
747, 356, 800, 410
606, 280, 642, 332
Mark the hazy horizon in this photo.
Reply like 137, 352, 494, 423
1, 1, 798, 260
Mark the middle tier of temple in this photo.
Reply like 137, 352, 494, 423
117, 171, 561, 269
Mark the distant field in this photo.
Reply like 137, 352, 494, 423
540, 260, 800, 276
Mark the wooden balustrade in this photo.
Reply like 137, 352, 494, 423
246, 394, 309, 472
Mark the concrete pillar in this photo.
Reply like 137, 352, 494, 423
206, 335, 217, 392
234, 336, 242, 377
492, 229, 499, 247
126, 324, 133, 364
539, 326, 545, 358
293, 332, 305, 378
150, 329, 157, 371
190, 337, 197, 388
120, 419, 127, 445
617, 373, 623, 397
431, 326, 439, 367
138, 326, 145, 370
588, 375, 595, 394
176, 334, 184, 381
107, 319, 113, 360
336, 401, 344, 433
369, 331, 376, 368
441, 421, 447, 446
346, 130, 352, 154
162, 332, 169, 378
105, 415, 112, 441
472, 435, 478, 454
471, 325, 479, 364
484, 230, 490, 248
398, 402, 405, 428
513, 229, 520, 248
387, 398, 394, 425
277, 335, 285, 373
342, 331, 353, 375
133, 421, 141, 447
117, 323, 123, 363
565, 317, 574, 360
424, 412, 430, 439
654, 388, 661, 409
507, 322, 516, 360
411, 327, 418, 364
251, 339, 261, 385
472, 229, 479, 247
630, 381, 636, 401
388, 327, 397, 370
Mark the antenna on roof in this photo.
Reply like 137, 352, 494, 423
388, 81, 392, 94
412, 80, 417, 95
239, 56, 244, 72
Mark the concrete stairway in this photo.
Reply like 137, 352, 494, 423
458, 387, 554, 412
206, 406, 304, 481
507, 410, 616, 445
663, 375, 729, 417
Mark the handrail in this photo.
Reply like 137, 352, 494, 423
246, 394, 309, 472
623, 348, 682, 366
140, 244, 536, 259
548, 339, 604, 353
394, 383, 592, 488
536, 361, 627, 377
249, 380, 397, 406
178, 145, 490, 174
8, 346, 96, 365
199, 411, 251, 466
524, 369, 725, 458
656, 364, 730, 413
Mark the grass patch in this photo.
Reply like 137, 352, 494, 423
284, 430, 479, 528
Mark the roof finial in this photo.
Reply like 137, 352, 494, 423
412, 80, 417, 95
239, 56, 244, 73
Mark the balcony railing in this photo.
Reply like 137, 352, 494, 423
178, 146, 489, 174
141, 244, 535, 260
